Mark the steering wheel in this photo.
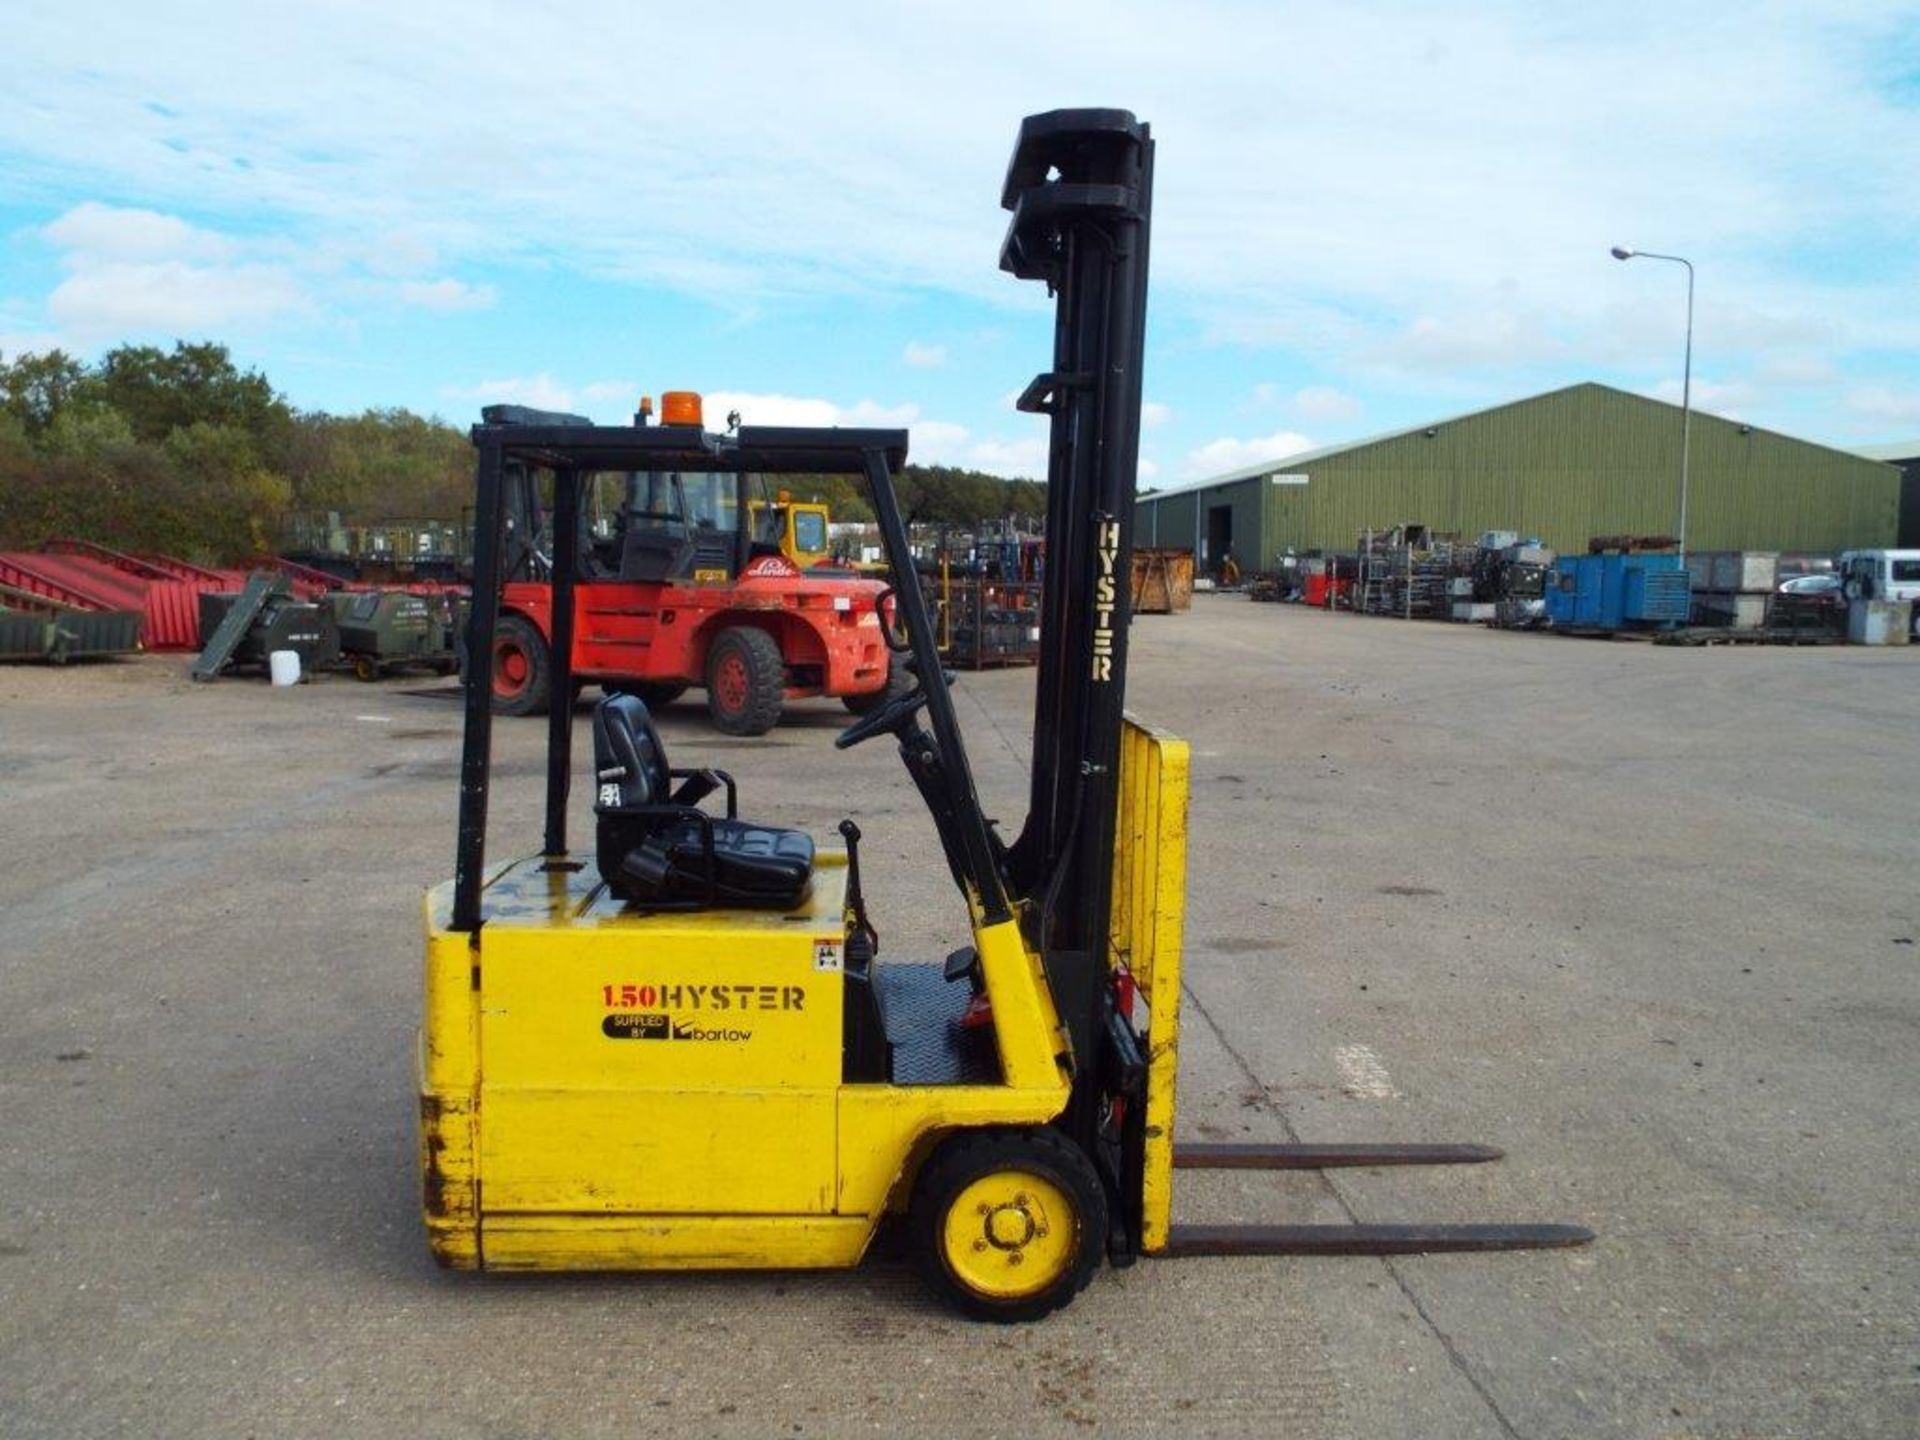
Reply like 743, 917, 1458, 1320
834, 686, 931, 750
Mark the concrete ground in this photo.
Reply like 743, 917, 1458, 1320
1, 595, 1915, 1439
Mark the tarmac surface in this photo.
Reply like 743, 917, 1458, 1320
2, 594, 1916, 1439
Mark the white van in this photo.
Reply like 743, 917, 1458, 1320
1839, 549, 1920, 638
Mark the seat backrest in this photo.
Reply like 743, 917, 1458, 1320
619, 522, 693, 583
593, 693, 671, 809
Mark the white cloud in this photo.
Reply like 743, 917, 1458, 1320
42, 202, 232, 262
0, 329, 66, 361
48, 260, 308, 339
394, 278, 496, 311
439, 373, 586, 413
362, 230, 440, 278
31, 201, 495, 343
840, 399, 924, 429
1844, 385, 1920, 428
701, 392, 928, 430
909, 420, 971, 465
1182, 430, 1317, 479
701, 391, 841, 428
1650, 376, 1756, 419
902, 340, 946, 369
1373, 309, 1570, 374
580, 379, 642, 404
1290, 385, 1362, 423
1753, 353, 1838, 387
966, 435, 1048, 478
1141, 400, 1172, 428
1137, 457, 1161, 481
6, 5, 1918, 441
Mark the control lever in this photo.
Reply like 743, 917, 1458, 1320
838, 819, 879, 964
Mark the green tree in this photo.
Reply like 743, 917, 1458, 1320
0, 349, 88, 438
86, 342, 294, 465
160, 422, 293, 560
285, 408, 472, 521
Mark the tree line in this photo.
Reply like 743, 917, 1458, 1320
0, 342, 1045, 565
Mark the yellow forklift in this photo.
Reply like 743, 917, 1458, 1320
419, 109, 1589, 1320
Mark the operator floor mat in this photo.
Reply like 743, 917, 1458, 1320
874, 962, 999, 1086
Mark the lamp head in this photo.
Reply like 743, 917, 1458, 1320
1610, 245, 1635, 261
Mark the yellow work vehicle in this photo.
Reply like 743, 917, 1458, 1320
419, 109, 1589, 1320
748, 492, 833, 569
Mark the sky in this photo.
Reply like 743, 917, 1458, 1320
4, 2, 1919, 485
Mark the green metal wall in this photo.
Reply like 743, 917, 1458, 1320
1135, 384, 1901, 564
1134, 476, 1264, 569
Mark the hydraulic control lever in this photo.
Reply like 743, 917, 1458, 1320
838, 819, 879, 964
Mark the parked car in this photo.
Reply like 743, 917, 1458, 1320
1778, 572, 1843, 598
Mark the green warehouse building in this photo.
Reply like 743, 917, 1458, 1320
1136, 382, 1901, 572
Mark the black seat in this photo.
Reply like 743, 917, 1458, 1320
618, 521, 693, 583
592, 693, 814, 909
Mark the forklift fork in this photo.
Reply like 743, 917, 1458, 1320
1160, 1142, 1593, 1257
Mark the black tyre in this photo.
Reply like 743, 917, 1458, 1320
607, 680, 689, 708
909, 1127, 1107, 1324
841, 650, 913, 715
705, 626, 785, 735
352, 655, 381, 683
490, 613, 551, 717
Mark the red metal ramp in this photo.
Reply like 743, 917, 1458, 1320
0, 548, 199, 649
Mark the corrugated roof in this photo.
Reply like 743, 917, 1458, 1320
1133, 381, 1891, 503
1848, 440, 1920, 462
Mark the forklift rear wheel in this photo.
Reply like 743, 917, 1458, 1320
352, 655, 381, 683
910, 1128, 1107, 1323
705, 627, 784, 735
490, 614, 552, 717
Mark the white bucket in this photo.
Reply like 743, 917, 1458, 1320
268, 649, 302, 686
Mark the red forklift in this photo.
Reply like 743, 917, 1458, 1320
486, 390, 902, 734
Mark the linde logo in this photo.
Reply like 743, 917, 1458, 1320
1091, 518, 1120, 681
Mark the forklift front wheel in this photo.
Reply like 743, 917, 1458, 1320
910, 1128, 1107, 1323
352, 655, 380, 683
490, 614, 552, 717
705, 627, 785, 736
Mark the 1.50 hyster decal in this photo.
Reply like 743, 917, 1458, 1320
601, 983, 807, 1011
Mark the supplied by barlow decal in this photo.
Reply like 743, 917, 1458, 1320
599, 980, 809, 1043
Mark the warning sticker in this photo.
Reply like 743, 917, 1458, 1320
813, 940, 843, 973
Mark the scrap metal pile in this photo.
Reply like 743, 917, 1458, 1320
1349, 526, 1556, 623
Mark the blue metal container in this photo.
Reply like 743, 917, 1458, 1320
1544, 552, 1691, 629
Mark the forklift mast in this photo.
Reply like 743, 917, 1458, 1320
995, 111, 1156, 1228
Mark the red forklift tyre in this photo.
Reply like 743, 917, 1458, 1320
841, 652, 912, 715
490, 614, 552, 717
705, 627, 784, 736
909, 1128, 1107, 1323
607, 680, 689, 708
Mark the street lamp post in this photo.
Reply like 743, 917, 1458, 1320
1610, 245, 1694, 561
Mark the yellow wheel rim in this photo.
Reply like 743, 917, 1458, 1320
940, 1168, 1079, 1301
